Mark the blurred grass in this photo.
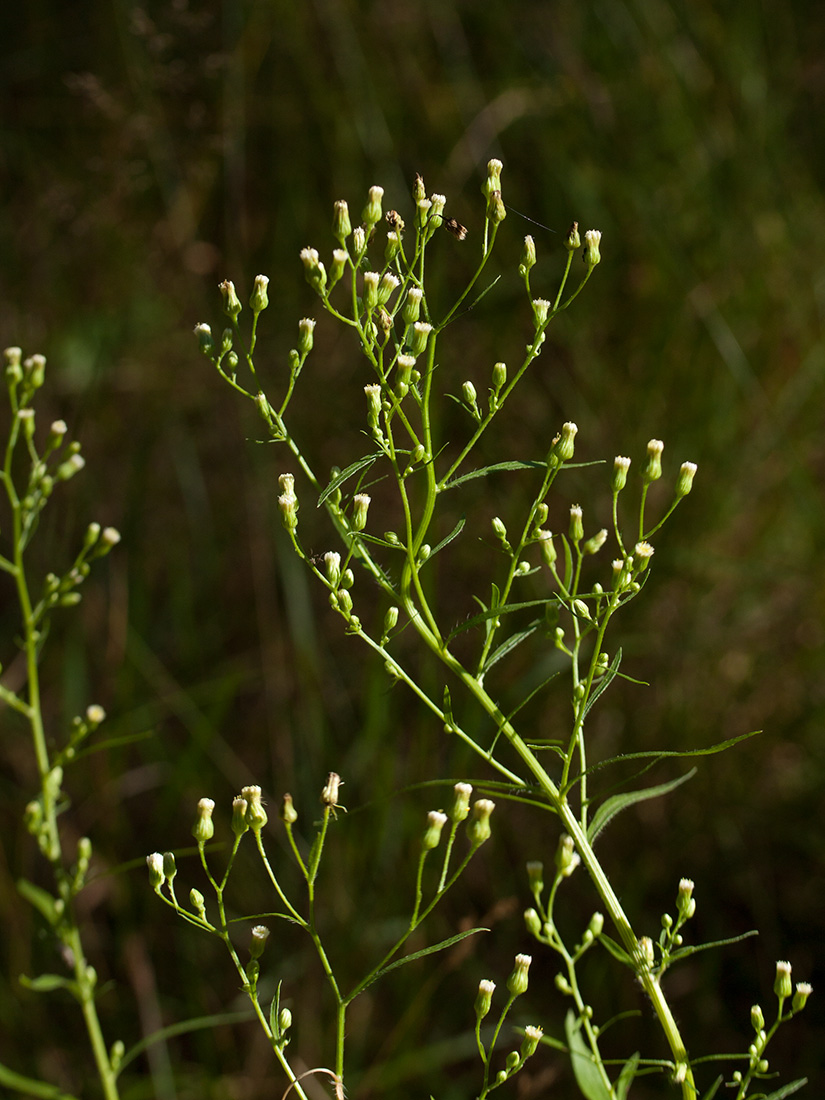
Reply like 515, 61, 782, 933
1, 0, 823, 1096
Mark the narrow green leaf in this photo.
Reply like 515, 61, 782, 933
759, 1080, 808, 1100
19, 973, 79, 997
0, 1057, 78, 1099
597, 933, 635, 968
483, 622, 541, 674
441, 461, 545, 492
700, 1074, 724, 1100
587, 770, 696, 844
362, 928, 488, 992
448, 598, 555, 642
615, 1051, 640, 1100
584, 731, 762, 782
116, 1010, 256, 1073
667, 929, 758, 963
317, 453, 383, 506
425, 516, 466, 562
17, 879, 61, 927
565, 1010, 612, 1100
582, 649, 623, 719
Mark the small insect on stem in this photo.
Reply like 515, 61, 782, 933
280, 1067, 346, 1100
442, 217, 468, 240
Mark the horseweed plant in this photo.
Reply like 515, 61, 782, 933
0, 348, 123, 1099
168, 160, 812, 1099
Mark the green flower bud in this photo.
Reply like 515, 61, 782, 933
792, 982, 812, 1012
632, 541, 654, 573
408, 322, 432, 357
250, 924, 270, 960
192, 797, 215, 844
413, 173, 427, 203
25, 354, 46, 389
526, 860, 544, 897
492, 361, 507, 392
467, 798, 495, 846
352, 493, 371, 531
300, 248, 327, 294
324, 551, 342, 588
519, 235, 536, 276
162, 851, 177, 882
422, 810, 448, 850
524, 908, 542, 937
506, 953, 532, 996
190, 888, 207, 918
642, 439, 664, 484
555, 834, 580, 878
232, 795, 249, 837
637, 936, 655, 969
583, 528, 608, 555
505, 1050, 520, 1072
569, 504, 584, 543
219, 279, 242, 320
675, 461, 698, 498
538, 530, 557, 568
486, 190, 506, 225
297, 318, 316, 356
382, 605, 399, 636
676, 878, 696, 920
750, 1004, 765, 1031
588, 912, 604, 937
612, 456, 631, 492
377, 272, 400, 307
520, 1025, 543, 1059
146, 852, 164, 891
532, 298, 550, 326
249, 274, 270, 313
56, 453, 85, 481
281, 793, 298, 825
362, 271, 379, 313
194, 323, 214, 356
482, 158, 503, 199
449, 782, 473, 823
475, 978, 495, 1020
329, 248, 348, 287
402, 287, 423, 325
774, 960, 793, 1001
362, 185, 384, 229
552, 421, 578, 462
583, 229, 601, 269
242, 785, 268, 831
278, 1008, 293, 1033
385, 231, 401, 262
565, 222, 580, 251
333, 199, 352, 243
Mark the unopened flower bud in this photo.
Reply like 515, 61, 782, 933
297, 318, 316, 356
751, 1004, 765, 1031
507, 953, 532, 996
232, 796, 249, 837
413, 173, 426, 203
352, 493, 371, 531
329, 248, 348, 287
242, 785, 268, 831
583, 229, 601, 269
352, 225, 366, 257
333, 199, 352, 243
520, 235, 536, 276
492, 361, 507, 392
774, 960, 793, 1001
280, 792, 298, 825
565, 222, 580, 252
300, 248, 327, 294
449, 782, 473, 823
57, 453, 86, 482
675, 461, 697, 498
408, 322, 432, 357
538, 530, 557, 567
219, 279, 242, 320
162, 851, 177, 882
555, 834, 580, 877
612, 456, 631, 492
249, 275, 269, 313
190, 888, 207, 918
362, 185, 384, 229
385, 231, 401, 262
520, 1025, 543, 1059
402, 287, 423, 325
524, 908, 542, 937
382, 605, 399, 637
377, 272, 400, 307
475, 979, 495, 1020
362, 271, 379, 313
583, 528, 608, 555
588, 912, 604, 937
192, 797, 215, 844
422, 810, 448, 850
325, 551, 341, 587
642, 439, 664, 484
676, 878, 696, 920
86, 704, 106, 725
552, 421, 578, 462
146, 852, 164, 891
637, 936, 655, 969
486, 190, 506, 225
632, 541, 655, 572
279, 1008, 293, 1033
526, 860, 544, 897
250, 925, 270, 960
792, 982, 812, 1012
482, 158, 503, 199
569, 504, 584, 543
462, 380, 478, 410
532, 298, 550, 326
467, 798, 495, 846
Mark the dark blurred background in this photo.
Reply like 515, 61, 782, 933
1, 1, 823, 1097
